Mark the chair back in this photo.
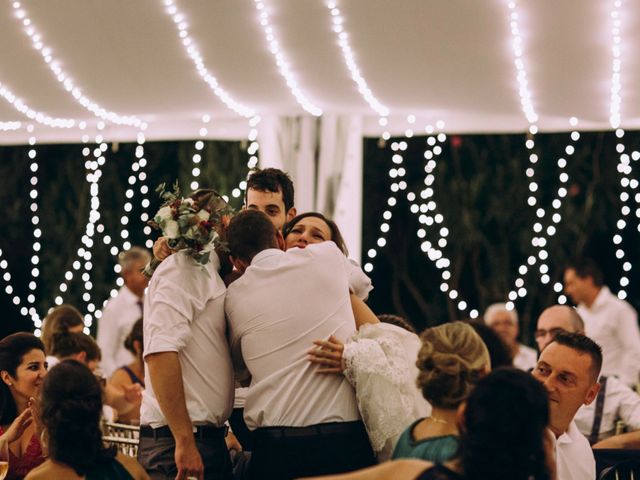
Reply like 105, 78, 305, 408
598, 459, 640, 480
102, 421, 140, 457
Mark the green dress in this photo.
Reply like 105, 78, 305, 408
392, 418, 459, 463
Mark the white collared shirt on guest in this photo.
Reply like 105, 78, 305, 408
140, 250, 234, 428
225, 242, 361, 430
577, 286, 640, 386
574, 375, 640, 441
97, 285, 142, 377
513, 343, 537, 371
553, 421, 596, 480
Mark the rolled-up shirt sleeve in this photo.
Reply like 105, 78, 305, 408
144, 273, 200, 356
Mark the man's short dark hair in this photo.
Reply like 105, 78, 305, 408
245, 168, 295, 212
565, 258, 604, 287
377, 314, 416, 334
552, 331, 602, 381
227, 210, 279, 263
51, 332, 101, 362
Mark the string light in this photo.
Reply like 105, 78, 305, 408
325, 1, 389, 117
160, 0, 254, 118
189, 115, 208, 192
0, 79, 75, 128
0, 125, 43, 332
506, 0, 538, 124
253, 0, 322, 116
607, 0, 633, 300
0, 121, 21, 131
11, 2, 143, 127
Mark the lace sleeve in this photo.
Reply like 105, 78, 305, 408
342, 324, 431, 461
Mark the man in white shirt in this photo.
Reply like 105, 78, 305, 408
564, 258, 640, 386
535, 305, 640, 444
533, 330, 602, 480
138, 249, 234, 480
484, 303, 537, 370
224, 210, 376, 479
97, 246, 150, 376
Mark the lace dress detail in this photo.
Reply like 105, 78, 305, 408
342, 323, 431, 461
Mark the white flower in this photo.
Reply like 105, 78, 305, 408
196, 209, 210, 221
164, 220, 180, 239
156, 206, 174, 221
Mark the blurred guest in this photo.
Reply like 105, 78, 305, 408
564, 258, 640, 386
0, 333, 47, 479
98, 247, 150, 376
109, 319, 144, 425
305, 368, 554, 480
392, 322, 490, 463
468, 321, 513, 369
25, 360, 148, 480
484, 303, 536, 370
40, 304, 84, 364
533, 331, 602, 480
535, 305, 640, 444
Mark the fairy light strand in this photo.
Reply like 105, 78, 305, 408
324, 1, 389, 117
253, 0, 322, 116
160, 0, 254, 118
0, 79, 75, 128
11, 2, 143, 127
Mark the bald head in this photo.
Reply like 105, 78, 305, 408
534, 305, 585, 351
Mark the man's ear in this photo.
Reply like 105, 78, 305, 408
229, 255, 248, 274
286, 208, 297, 222
74, 351, 87, 364
276, 231, 286, 251
456, 402, 467, 433
583, 381, 601, 406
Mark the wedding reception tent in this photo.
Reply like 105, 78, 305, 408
1, 0, 639, 334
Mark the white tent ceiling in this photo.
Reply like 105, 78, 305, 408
1, 0, 639, 144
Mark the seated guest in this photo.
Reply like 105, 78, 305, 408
535, 305, 640, 444
304, 368, 554, 480
109, 319, 144, 425
0, 333, 47, 480
484, 303, 536, 370
25, 359, 148, 480
225, 210, 376, 479
49, 332, 141, 419
467, 321, 513, 369
392, 322, 490, 463
40, 304, 84, 365
532, 331, 602, 480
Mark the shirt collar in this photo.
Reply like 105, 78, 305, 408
120, 284, 141, 303
589, 286, 612, 310
556, 421, 579, 446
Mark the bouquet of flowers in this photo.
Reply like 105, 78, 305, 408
143, 181, 234, 277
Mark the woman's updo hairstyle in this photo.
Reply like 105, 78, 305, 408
416, 321, 490, 409
41, 304, 84, 355
40, 359, 115, 475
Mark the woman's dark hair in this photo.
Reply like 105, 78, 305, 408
467, 321, 514, 369
50, 332, 101, 362
124, 319, 143, 356
283, 212, 349, 256
0, 333, 45, 424
458, 368, 551, 480
41, 304, 84, 355
40, 360, 116, 475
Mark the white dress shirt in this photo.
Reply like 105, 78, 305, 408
577, 286, 640, 386
574, 375, 640, 441
513, 343, 537, 371
225, 242, 360, 430
553, 421, 596, 480
140, 250, 234, 428
97, 285, 142, 376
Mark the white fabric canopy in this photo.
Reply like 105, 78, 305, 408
1, 0, 638, 144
